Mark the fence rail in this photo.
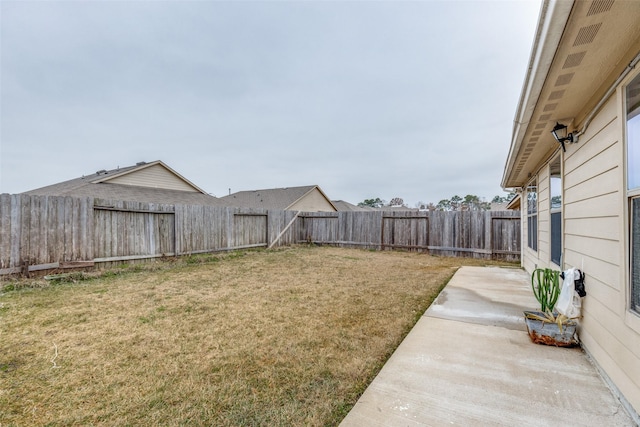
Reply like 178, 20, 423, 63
0, 194, 520, 275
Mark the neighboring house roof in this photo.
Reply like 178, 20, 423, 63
379, 205, 417, 212
332, 200, 375, 212
23, 160, 225, 206
490, 202, 510, 211
222, 185, 337, 212
505, 194, 521, 211
502, 0, 640, 189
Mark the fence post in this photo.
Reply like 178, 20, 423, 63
485, 211, 493, 260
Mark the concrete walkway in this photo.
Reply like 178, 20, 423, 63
340, 266, 636, 426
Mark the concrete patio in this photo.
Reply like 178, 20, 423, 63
340, 266, 637, 426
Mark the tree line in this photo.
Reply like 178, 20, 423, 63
358, 193, 516, 211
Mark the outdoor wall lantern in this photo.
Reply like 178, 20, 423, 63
551, 122, 574, 152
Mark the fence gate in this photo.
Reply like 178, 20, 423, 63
93, 202, 175, 262
381, 214, 429, 251
491, 215, 521, 262
233, 212, 268, 249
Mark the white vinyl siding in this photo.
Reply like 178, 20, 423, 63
563, 96, 621, 281
538, 168, 551, 264
522, 91, 640, 413
559, 90, 640, 414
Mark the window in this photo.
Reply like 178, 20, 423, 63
631, 199, 640, 313
550, 158, 562, 266
627, 71, 640, 314
527, 183, 537, 251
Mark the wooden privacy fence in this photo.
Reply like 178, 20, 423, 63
0, 194, 520, 275
298, 210, 520, 260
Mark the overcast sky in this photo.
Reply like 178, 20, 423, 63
1, 0, 540, 206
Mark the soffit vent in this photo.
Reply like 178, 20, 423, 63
548, 90, 566, 101
587, 0, 614, 17
563, 51, 587, 69
555, 73, 575, 86
573, 23, 602, 46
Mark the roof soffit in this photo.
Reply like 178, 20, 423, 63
503, 0, 640, 188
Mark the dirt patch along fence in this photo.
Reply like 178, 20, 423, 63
0, 194, 520, 275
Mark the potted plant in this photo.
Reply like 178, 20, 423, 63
523, 268, 578, 347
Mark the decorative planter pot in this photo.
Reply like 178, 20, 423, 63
523, 310, 578, 347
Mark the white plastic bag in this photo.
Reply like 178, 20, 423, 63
556, 268, 582, 318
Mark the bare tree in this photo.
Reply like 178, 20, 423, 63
388, 197, 405, 207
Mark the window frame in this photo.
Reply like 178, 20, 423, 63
625, 69, 640, 319
550, 157, 562, 267
629, 197, 640, 314
527, 180, 538, 252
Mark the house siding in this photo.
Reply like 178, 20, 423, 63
107, 164, 198, 192
288, 188, 336, 212
503, 1, 640, 417
522, 91, 640, 413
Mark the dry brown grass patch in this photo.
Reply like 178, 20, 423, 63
0, 246, 512, 426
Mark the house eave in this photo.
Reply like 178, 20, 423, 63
503, 0, 640, 190
502, 0, 574, 190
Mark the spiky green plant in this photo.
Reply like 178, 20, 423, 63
531, 268, 560, 312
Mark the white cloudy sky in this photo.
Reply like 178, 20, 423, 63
1, 0, 540, 206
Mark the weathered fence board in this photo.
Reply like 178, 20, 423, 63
0, 194, 94, 274
234, 210, 268, 248
298, 212, 340, 244
428, 211, 487, 258
0, 194, 521, 275
338, 211, 383, 249
0, 194, 11, 269
93, 200, 175, 262
382, 211, 429, 251
294, 210, 519, 258
267, 210, 300, 248
491, 213, 522, 262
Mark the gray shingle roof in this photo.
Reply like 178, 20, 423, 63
222, 185, 330, 210
331, 200, 375, 212
22, 161, 227, 206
